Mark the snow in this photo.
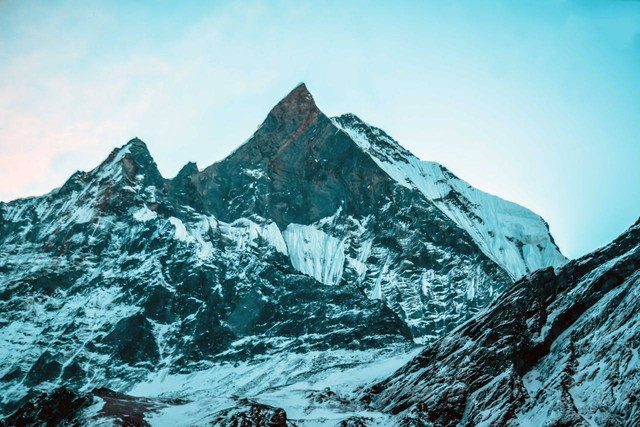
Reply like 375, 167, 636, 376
218, 217, 288, 255
371, 257, 388, 300
464, 370, 511, 427
242, 168, 265, 179
144, 397, 236, 426
466, 277, 477, 301
133, 206, 157, 222
522, 368, 543, 396
515, 246, 640, 425
93, 144, 130, 183
282, 224, 346, 286
70, 205, 95, 224
352, 239, 373, 283
169, 217, 192, 242
256, 221, 288, 255
131, 345, 421, 426
165, 215, 288, 258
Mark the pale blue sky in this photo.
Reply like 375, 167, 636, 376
1, 0, 639, 258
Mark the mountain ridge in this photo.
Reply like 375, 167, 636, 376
0, 84, 566, 340
21, 83, 566, 279
0, 83, 576, 425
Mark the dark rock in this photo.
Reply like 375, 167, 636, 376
25, 351, 63, 387
100, 313, 160, 365
2, 387, 92, 427
210, 399, 287, 427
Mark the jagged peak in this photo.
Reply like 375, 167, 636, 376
198, 83, 325, 174
174, 161, 199, 180
125, 137, 147, 149
266, 83, 321, 124
101, 137, 152, 166
333, 113, 397, 144
84, 137, 163, 188
281, 82, 315, 106
122, 137, 153, 161
334, 112, 361, 122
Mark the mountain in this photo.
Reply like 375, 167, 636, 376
174, 83, 566, 339
366, 217, 640, 426
1, 84, 567, 424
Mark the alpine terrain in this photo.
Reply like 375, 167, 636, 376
3, 84, 633, 426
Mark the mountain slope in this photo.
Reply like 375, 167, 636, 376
367, 217, 640, 426
332, 113, 566, 280
0, 83, 568, 424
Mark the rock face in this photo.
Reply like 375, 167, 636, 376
0, 84, 570, 424
2, 387, 93, 426
210, 399, 288, 427
367, 218, 640, 426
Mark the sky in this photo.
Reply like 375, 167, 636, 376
0, 0, 639, 259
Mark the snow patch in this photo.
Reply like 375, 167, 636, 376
132, 345, 421, 426
282, 224, 346, 286
219, 218, 287, 255
168, 217, 192, 242
133, 206, 157, 222
242, 168, 265, 179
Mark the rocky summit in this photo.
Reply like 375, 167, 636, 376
3, 83, 634, 425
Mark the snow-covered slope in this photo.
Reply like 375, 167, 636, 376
333, 113, 567, 279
